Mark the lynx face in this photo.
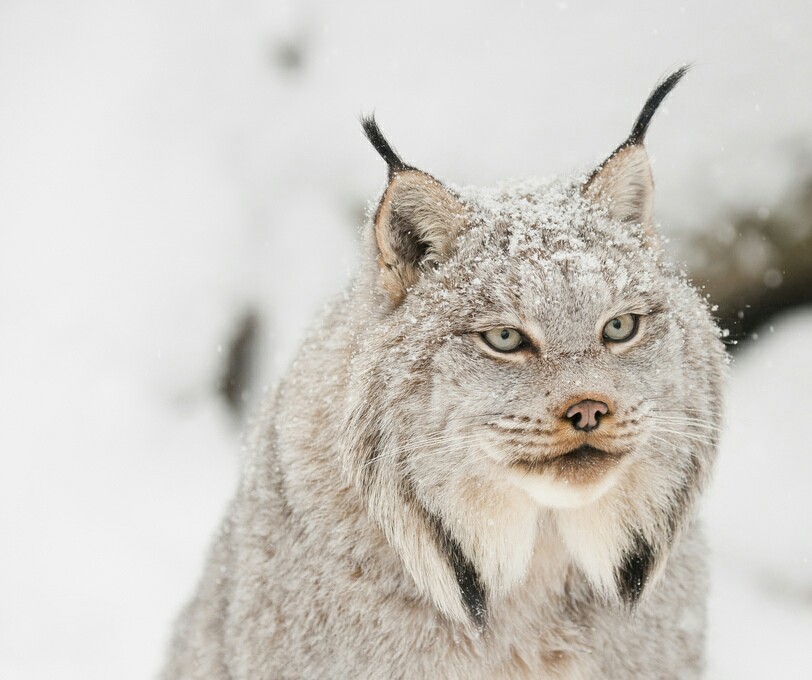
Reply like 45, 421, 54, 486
409, 183, 681, 509
342, 68, 724, 629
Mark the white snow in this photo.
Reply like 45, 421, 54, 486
705, 311, 812, 679
1, 1, 810, 677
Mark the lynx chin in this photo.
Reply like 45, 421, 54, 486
164, 66, 725, 679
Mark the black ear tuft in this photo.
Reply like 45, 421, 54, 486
626, 65, 690, 146
616, 532, 655, 608
582, 66, 689, 231
361, 115, 412, 178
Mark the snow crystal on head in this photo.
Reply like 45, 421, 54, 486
456, 176, 646, 264
410, 175, 663, 331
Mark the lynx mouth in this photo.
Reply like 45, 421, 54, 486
509, 445, 625, 480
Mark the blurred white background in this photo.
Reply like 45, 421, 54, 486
1, 1, 810, 677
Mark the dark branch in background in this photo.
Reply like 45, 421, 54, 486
683, 174, 812, 347
218, 310, 260, 417
271, 33, 309, 75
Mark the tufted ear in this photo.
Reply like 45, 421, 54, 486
584, 145, 654, 229
583, 66, 688, 235
362, 117, 467, 305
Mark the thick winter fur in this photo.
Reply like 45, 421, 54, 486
164, 68, 725, 679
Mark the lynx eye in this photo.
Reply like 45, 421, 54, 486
602, 314, 639, 343
482, 328, 524, 352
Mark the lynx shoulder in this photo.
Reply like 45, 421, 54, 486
164, 67, 726, 679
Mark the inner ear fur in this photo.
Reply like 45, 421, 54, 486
583, 144, 654, 232
374, 170, 467, 305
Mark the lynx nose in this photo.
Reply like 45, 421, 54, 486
565, 399, 610, 432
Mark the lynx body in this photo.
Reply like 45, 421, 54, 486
164, 68, 725, 679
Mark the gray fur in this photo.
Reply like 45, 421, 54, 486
163, 77, 725, 679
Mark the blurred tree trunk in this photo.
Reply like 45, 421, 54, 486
682, 178, 812, 347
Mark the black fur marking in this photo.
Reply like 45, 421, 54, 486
398, 473, 488, 629
627, 65, 690, 146
361, 115, 412, 177
616, 532, 655, 607
429, 511, 488, 630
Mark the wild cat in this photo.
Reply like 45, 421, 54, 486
163, 67, 725, 679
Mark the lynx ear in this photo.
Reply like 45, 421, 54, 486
362, 116, 467, 305
584, 145, 654, 228
583, 66, 689, 234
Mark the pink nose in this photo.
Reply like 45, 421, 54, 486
565, 399, 609, 432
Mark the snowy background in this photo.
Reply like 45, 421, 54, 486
1, 1, 811, 677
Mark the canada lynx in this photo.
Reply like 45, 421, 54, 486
164, 67, 725, 679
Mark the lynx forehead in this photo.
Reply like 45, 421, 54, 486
419, 179, 665, 356
164, 66, 726, 679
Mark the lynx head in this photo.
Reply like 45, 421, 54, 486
340, 67, 725, 630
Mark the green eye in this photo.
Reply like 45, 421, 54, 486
482, 328, 524, 352
603, 314, 639, 343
